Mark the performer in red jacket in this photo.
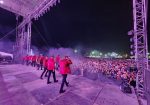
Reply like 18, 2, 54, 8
40, 56, 48, 79
25, 55, 29, 65
40, 55, 44, 70
47, 56, 58, 84
32, 55, 37, 67
59, 56, 72, 93
37, 54, 43, 70
55, 55, 60, 70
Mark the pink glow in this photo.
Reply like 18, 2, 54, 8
0, 0, 4, 4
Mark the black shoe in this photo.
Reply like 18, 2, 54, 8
66, 82, 69, 87
59, 90, 65, 94
54, 80, 58, 83
47, 82, 51, 84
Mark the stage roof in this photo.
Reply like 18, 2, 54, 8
0, 0, 59, 17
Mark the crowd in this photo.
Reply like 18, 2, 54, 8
71, 58, 137, 88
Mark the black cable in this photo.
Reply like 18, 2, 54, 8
91, 86, 104, 105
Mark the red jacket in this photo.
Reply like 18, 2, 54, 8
56, 55, 60, 63
59, 59, 72, 74
29, 56, 33, 61
47, 57, 55, 70
43, 57, 48, 67
25, 56, 30, 61
32, 55, 37, 61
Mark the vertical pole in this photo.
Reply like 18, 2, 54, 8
27, 21, 32, 55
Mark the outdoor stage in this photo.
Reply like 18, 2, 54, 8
0, 64, 139, 105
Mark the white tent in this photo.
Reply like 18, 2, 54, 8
0, 51, 13, 59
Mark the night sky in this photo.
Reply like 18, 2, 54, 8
0, 0, 150, 54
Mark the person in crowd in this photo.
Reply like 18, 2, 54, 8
59, 56, 72, 93
47, 56, 58, 84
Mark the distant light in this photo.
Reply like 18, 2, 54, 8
0, 0, 4, 4
74, 49, 78, 53
30, 49, 34, 55
92, 51, 95, 55
99, 52, 103, 56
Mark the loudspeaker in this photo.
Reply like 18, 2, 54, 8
121, 83, 132, 93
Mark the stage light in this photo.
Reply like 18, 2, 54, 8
130, 38, 134, 42
130, 51, 134, 55
130, 45, 134, 49
0, 0, 3, 4
128, 30, 134, 36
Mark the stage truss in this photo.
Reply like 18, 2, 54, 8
132, 0, 149, 97
0, 0, 60, 59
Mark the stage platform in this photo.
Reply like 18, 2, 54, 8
0, 64, 139, 105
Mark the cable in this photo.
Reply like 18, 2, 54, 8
92, 86, 104, 105
0, 27, 16, 41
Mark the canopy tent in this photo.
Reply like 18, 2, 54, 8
0, 51, 13, 58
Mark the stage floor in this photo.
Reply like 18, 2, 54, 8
0, 64, 139, 105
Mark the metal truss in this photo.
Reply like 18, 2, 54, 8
15, 0, 60, 58
14, 16, 32, 61
133, 0, 148, 97
18, 0, 60, 28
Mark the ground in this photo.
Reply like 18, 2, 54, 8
0, 64, 139, 105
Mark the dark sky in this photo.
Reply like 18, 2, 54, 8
0, 0, 149, 54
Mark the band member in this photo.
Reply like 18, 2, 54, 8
36, 55, 41, 70
47, 56, 58, 84
55, 55, 60, 70
28, 55, 33, 66
40, 56, 48, 79
59, 56, 72, 93
40, 55, 44, 70
37, 54, 43, 70
32, 55, 37, 67
25, 55, 29, 65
